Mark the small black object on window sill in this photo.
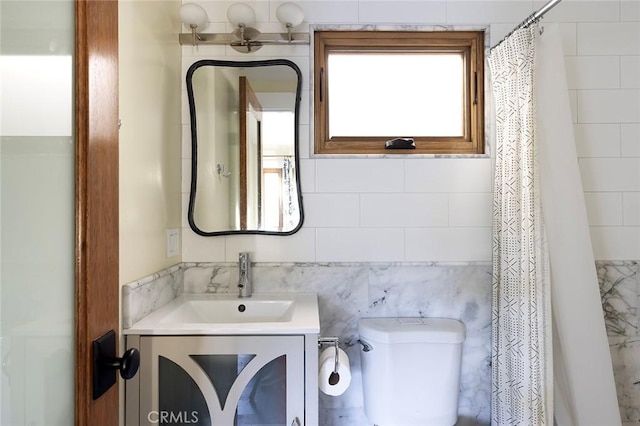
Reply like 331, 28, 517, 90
384, 137, 416, 149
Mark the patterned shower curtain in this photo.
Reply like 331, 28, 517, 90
488, 26, 553, 425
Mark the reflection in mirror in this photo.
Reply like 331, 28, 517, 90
186, 59, 303, 235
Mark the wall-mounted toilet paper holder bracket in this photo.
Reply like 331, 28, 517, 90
318, 336, 340, 381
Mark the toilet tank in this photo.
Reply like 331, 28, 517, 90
358, 318, 465, 426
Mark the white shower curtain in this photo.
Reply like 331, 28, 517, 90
489, 26, 553, 426
535, 24, 621, 426
490, 23, 622, 426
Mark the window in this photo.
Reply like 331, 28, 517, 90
313, 31, 485, 155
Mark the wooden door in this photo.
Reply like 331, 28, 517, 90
75, 0, 120, 424
239, 76, 263, 230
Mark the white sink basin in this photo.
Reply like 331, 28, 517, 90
123, 293, 319, 335
160, 299, 295, 324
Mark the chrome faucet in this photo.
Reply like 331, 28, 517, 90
238, 252, 252, 298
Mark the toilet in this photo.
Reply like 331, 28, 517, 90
358, 317, 465, 426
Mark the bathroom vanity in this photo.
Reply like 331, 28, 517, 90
123, 293, 320, 426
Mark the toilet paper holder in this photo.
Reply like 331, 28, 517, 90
318, 336, 340, 383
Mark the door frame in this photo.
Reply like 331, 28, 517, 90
239, 76, 263, 230
75, 0, 120, 424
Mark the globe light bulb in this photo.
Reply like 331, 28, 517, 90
179, 3, 208, 28
276, 2, 304, 28
227, 3, 256, 27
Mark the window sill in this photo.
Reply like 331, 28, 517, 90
309, 152, 491, 159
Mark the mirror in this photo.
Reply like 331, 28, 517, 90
186, 59, 304, 235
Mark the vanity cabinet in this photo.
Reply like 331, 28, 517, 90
125, 335, 307, 426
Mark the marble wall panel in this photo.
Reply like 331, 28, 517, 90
121, 264, 183, 329
121, 260, 640, 425
598, 260, 640, 423
179, 262, 493, 425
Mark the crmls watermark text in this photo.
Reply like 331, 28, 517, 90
147, 411, 199, 424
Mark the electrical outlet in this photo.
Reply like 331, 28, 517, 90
166, 228, 179, 258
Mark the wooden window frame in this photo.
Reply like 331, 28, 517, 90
314, 30, 485, 155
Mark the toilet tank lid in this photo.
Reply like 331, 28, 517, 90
358, 318, 465, 344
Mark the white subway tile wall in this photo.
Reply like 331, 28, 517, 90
578, 89, 640, 123
584, 192, 624, 226
181, 0, 640, 263
565, 56, 620, 89
622, 124, 640, 156
622, 0, 640, 20
621, 55, 640, 88
574, 123, 621, 157
623, 192, 640, 225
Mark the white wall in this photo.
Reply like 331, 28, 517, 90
120, 0, 183, 284
181, 0, 640, 263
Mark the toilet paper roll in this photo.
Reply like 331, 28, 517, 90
318, 347, 351, 396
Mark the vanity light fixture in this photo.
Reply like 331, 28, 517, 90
179, 3, 208, 46
276, 2, 305, 42
178, 1, 309, 52
227, 2, 257, 51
